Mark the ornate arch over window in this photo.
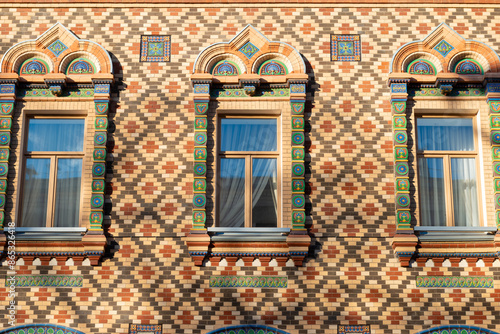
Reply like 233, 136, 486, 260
415, 325, 499, 334
188, 25, 310, 267
0, 324, 86, 334
0, 23, 113, 266
389, 23, 500, 267
206, 325, 290, 334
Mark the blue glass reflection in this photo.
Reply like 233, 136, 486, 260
27, 119, 84, 152
220, 119, 277, 151
417, 118, 473, 151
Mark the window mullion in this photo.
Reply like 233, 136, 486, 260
444, 155, 453, 227
46, 156, 57, 227
245, 155, 252, 228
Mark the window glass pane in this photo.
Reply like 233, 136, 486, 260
54, 159, 82, 227
418, 157, 446, 226
27, 119, 84, 152
219, 158, 245, 227
220, 119, 277, 152
21, 158, 50, 227
252, 158, 277, 228
417, 118, 474, 151
451, 158, 479, 227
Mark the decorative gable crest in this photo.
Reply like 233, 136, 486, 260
390, 23, 500, 77
0, 22, 113, 76
192, 24, 306, 78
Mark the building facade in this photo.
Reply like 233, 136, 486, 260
0, 2, 499, 334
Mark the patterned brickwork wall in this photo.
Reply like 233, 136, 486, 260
0, 4, 499, 334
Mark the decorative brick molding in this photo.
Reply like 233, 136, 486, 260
0, 23, 114, 266
389, 23, 500, 266
188, 25, 310, 266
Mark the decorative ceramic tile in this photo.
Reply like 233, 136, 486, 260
6, 275, 83, 287
331, 35, 361, 61
339, 325, 370, 334
434, 39, 454, 57
416, 276, 494, 288
129, 324, 162, 334
140, 35, 171, 62
239, 41, 259, 59
47, 39, 68, 57
209, 276, 288, 288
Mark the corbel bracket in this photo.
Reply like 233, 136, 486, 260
239, 79, 260, 96
435, 78, 458, 95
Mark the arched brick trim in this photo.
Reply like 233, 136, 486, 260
449, 51, 489, 74
401, 52, 443, 74
206, 53, 247, 75
415, 325, 500, 334
390, 22, 500, 74
193, 24, 306, 75
0, 324, 86, 334
206, 325, 290, 334
0, 22, 112, 75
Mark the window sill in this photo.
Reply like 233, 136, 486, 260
208, 227, 290, 241
11, 227, 87, 241
414, 226, 497, 242
186, 227, 310, 266
392, 226, 500, 267
0, 227, 105, 266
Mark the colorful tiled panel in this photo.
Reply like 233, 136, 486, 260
207, 325, 290, 334
239, 41, 259, 59
331, 35, 361, 61
6, 275, 83, 287
129, 324, 162, 334
434, 39, 454, 57
47, 39, 68, 57
140, 35, 171, 62
209, 276, 288, 288
338, 325, 371, 334
416, 276, 494, 288
1, 325, 85, 334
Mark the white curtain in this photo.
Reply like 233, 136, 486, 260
54, 159, 82, 227
219, 158, 245, 227
252, 158, 277, 227
451, 158, 479, 227
21, 159, 50, 227
418, 157, 446, 226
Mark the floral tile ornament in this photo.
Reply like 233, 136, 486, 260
129, 324, 162, 334
434, 39, 454, 57
47, 39, 68, 57
140, 35, 171, 62
339, 325, 370, 334
239, 41, 259, 59
331, 35, 361, 61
